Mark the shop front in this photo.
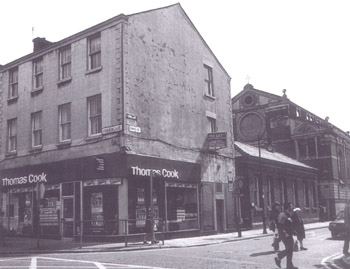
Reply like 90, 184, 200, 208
0, 153, 202, 240
0, 153, 125, 239
125, 155, 201, 237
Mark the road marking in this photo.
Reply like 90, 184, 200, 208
30, 257, 37, 269
94, 262, 106, 269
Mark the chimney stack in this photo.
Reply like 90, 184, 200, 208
33, 37, 53, 52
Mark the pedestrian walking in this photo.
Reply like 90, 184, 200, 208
269, 201, 281, 252
292, 208, 307, 251
274, 202, 298, 269
343, 199, 350, 255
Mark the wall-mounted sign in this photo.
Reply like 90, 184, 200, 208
131, 166, 179, 179
207, 132, 227, 150
83, 178, 122, 187
126, 113, 137, 120
1, 172, 48, 187
129, 126, 141, 133
95, 157, 105, 171
102, 125, 122, 135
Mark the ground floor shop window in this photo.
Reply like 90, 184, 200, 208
166, 183, 199, 231
128, 178, 164, 234
39, 184, 60, 236
7, 189, 33, 234
83, 184, 118, 235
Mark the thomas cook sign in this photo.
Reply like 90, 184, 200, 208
1, 172, 48, 187
207, 132, 227, 150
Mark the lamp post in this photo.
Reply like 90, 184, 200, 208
258, 133, 267, 234
150, 169, 161, 245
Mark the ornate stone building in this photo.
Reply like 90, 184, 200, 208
232, 84, 350, 221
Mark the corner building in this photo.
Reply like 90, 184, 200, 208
0, 4, 235, 240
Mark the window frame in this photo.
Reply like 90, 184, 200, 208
208, 117, 217, 133
87, 94, 102, 136
88, 34, 101, 70
7, 118, 17, 153
31, 111, 42, 147
204, 64, 214, 97
59, 46, 72, 80
59, 103, 72, 142
9, 67, 19, 99
33, 58, 43, 89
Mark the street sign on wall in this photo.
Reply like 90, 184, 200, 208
207, 132, 227, 150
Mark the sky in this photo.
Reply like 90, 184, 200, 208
1, 0, 350, 132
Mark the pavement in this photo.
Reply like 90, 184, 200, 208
1, 221, 349, 266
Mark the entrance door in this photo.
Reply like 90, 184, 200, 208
62, 197, 74, 238
216, 199, 224, 233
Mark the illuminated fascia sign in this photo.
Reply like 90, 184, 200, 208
2, 172, 48, 187
131, 166, 179, 179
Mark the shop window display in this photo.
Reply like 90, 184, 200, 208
7, 190, 33, 234
39, 185, 60, 236
128, 179, 164, 234
166, 184, 198, 231
83, 185, 118, 235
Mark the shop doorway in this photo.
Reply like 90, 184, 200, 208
216, 199, 224, 233
62, 197, 74, 238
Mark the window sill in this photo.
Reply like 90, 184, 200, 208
7, 96, 19, 104
5, 151, 17, 159
85, 66, 102, 75
31, 86, 44, 96
85, 134, 102, 143
56, 140, 72, 149
204, 93, 216, 101
29, 146, 43, 154
57, 77, 72, 86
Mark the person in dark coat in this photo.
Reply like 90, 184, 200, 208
292, 208, 307, 251
269, 202, 282, 252
274, 202, 298, 269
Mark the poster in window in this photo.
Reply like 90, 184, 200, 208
136, 206, 146, 228
91, 192, 104, 231
137, 188, 145, 204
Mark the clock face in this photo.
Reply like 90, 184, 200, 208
238, 112, 265, 141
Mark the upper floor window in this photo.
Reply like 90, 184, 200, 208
31, 111, 42, 147
59, 103, 71, 142
88, 35, 101, 70
59, 46, 71, 80
296, 108, 301, 118
207, 117, 217, 133
7, 118, 17, 152
33, 58, 43, 89
9, 68, 18, 99
87, 94, 101, 136
204, 64, 214, 96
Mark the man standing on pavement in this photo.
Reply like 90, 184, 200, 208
269, 201, 281, 252
274, 202, 298, 269
343, 199, 350, 255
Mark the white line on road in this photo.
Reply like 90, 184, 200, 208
29, 257, 37, 269
94, 262, 106, 269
